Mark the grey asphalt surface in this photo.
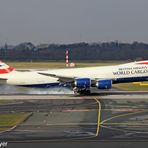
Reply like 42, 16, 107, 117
0, 89, 148, 147
0, 98, 98, 141
0, 93, 148, 141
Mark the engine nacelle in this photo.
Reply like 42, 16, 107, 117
74, 78, 91, 88
96, 80, 112, 89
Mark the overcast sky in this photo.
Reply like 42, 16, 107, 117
0, 0, 148, 45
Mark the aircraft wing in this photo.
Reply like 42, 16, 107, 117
38, 72, 75, 83
38, 72, 113, 94
38, 72, 98, 84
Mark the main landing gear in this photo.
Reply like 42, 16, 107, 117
73, 87, 91, 95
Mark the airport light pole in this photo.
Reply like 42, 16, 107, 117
66, 49, 69, 67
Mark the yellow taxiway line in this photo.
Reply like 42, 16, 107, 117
102, 122, 148, 126
94, 98, 101, 137
133, 82, 148, 86
101, 109, 148, 125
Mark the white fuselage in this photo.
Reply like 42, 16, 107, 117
0, 61, 148, 86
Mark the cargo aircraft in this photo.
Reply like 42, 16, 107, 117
0, 61, 148, 94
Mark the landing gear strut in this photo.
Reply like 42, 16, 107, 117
73, 87, 91, 95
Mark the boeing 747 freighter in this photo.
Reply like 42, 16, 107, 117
0, 61, 148, 94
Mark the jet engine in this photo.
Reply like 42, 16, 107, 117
73, 78, 112, 94
96, 80, 112, 89
74, 78, 91, 88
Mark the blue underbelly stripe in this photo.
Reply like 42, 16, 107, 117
113, 76, 148, 83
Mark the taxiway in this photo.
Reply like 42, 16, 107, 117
0, 91, 148, 148
0, 92, 148, 141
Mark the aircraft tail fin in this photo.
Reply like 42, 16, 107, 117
0, 61, 14, 74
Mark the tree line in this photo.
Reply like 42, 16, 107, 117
0, 41, 148, 61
